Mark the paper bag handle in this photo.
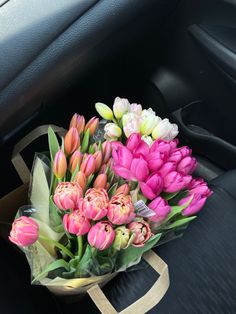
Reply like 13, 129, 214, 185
12, 125, 66, 184
87, 250, 169, 314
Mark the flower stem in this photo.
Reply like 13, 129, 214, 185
77, 236, 83, 261
39, 235, 74, 259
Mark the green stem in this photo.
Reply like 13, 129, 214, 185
39, 235, 74, 259
77, 236, 83, 261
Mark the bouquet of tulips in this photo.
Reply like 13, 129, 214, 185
8, 97, 212, 295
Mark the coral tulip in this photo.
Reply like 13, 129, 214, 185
64, 127, 80, 155
63, 210, 91, 236
107, 194, 135, 225
88, 221, 115, 250
84, 117, 99, 136
69, 114, 85, 134
53, 149, 67, 179
79, 188, 109, 220
54, 182, 82, 210
128, 220, 152, 247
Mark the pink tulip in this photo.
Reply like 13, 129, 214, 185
64, 127, 80, 155
53, 150, 67, 179
187, 178, 213, 197
93, 151, 103, 172
169, 146, 192, 163
128, 220, 152, 247
140, 173, 163, 200
63, 210, 91, 236
126, 133, 149, 157
79, 188, 109, 220
54, 182, 82, 210
69, 150, 83, 173
148, 197, 171, 222
126, 133, 141, 151
179, 194, 207, 216
112, 145, 132, 169
107, 194, 135, 225
177, 156, 197, 175
145, 152, 164, 172
130, 157, 149, 181
9, 216, 39, 247
88, 221, 115, 250
84, 117, 99, 136
80, 154, 96, 177
150, 140, 174, 157
69, 114, 85, 134
163, 171, 192, 193
102, 141, 112, 163
93, 173, 107, 189
74, 171, 86, 191
158, 161, 176, 178
115, 183, 130, 196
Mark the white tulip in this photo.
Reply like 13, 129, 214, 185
113, 97, 130, 119
140, 108, 161, 135
152, 118, 179, 141
141, 135, 154, 146
104, 123, 122, 140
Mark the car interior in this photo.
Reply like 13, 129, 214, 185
0, 0, 236, 313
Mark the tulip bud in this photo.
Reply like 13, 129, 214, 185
113, 226, 131, 250
74, 171, 86, 191
53, 149, 67, 179
9, 217, 39, 247
80, 154, 96, 177
95, 102, 114, 120
64, 127, 80, 155
104, 123, 122, 141
115, 183, 130, 196
113, 97, 129, 119
69, 114, 85, 134
93, 151, 103, 172
128, 219, 152, 247
177, 156, 197, 175
69, 150, 83, 173
152, 119, 178, 141
88, 221, 115, 250
93, 173, 107, 189
140, 109, 161, 136
102, 141, 112, 164
84, 117, 99, 136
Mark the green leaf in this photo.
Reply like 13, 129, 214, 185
168, 190, 189, 206
48, 126, 60, 161
75, 245, 93, 277
108, 183, 118, 198
49, 196, 64, 232
164, 216, 197, 230
71, 163, 80, 181
165, 194, 194, 222
116, 233, 162, 270
81, 129, 90, 153
32, 259, 69, 283
88, 144, 95, 154
161, 191, 179, 201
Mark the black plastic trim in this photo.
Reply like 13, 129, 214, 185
189, 24, 236, 81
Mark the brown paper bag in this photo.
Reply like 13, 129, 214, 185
0, 125, 170, 314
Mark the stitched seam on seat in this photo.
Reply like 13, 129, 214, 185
210, 183, 236, 201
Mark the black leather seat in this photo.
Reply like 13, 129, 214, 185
1, 170, 236, 313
